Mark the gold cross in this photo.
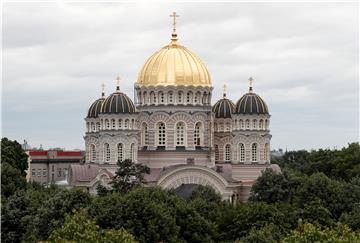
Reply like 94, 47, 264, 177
170, 12, 179, 33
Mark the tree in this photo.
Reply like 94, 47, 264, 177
1, 162, 27, 198
249, 168, 300, 203
44, 209, 137, 243
110, 159, 150, 193
1, 137, 28, 174
238, 224, 282, 243
340, 204, 360, 231
189, 185, 222, 204
282, 220, 360, 242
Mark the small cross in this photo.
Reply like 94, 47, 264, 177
223, 84, 227, 96
101, 83, 105, 92
170, 12, 179, 33
116, 75, 121, 86
249, 77, 254, 87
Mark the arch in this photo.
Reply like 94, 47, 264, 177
131, 119, 135, 129
215, 144, 219, 162
224, 144, 231, 162
265, 119, 269, 130
156, 122, 166, 146
175, 121, 186, 146
240, 119, 244, 129
141, 123, 148, 146
259, 119, 264, 130
118, 119, 122, 129
194, 122, 203, 146
251, 143, 258, 162
125, 119, 129, 129
186, 91, 193, 104
178, 91, 184, 104
252, 119, 257, 130
86, 122, 90, 132
130, 143, 135, 162
239, 143, 245, 162
117, 143, 124, 162
168, 91, 173, 103
159, 91, 165, 104
157, 165, 230, 197
264, 143, 269, 162
104, 143, 111, 162
245, 119, 250, 130
111, 119, 116, 129
105, 119, 110, 130
214, 123, 218, 132
96, 122, 100, 131
90, 144, 96, 162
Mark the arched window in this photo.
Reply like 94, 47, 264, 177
130, 143, 135, 161
168, 92, 173, 103
252, 119, 257, 130
215, 145, 219, 161
239, 143, 245, 162
105, 119, 110, 129
240, 119, 244, 129
141, 123, 148, 146
96, 122, 100, 131
226, 122, 231, 131
178, 91, 183, 104
131, 119, 135, 129
159, 92, 164, 104
150, 91, 156, 104
117, 143, 123, 162
157, 122, 166, 146
86, 122, 90, 132
234, 120, 238, 130
90, 144, 96, 162
245, 119, 250, 129
143, 92, 147, 104
194, 122, 202, 146
91, 123, 95, 132
186, 92, 193, 104
111, 119, 116, 129
265, 119, 269, 130
225, 144, 231, 162
125, 119, 129, 129
264, 143, 269, 162
104, 143, 110, 162
214, 123, 218, 132
202, 93, 207, 104
175, 122, 186, 146
259, 119, 264, 130
118, 119, 122, 129
252, 143, 258, 162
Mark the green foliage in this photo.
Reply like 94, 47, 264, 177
277, 143, 360, 181
1, 162, 27, 198
189, 185, 222, 204
340, 204, 360, 231
282, 220, 360, 243
1, 137, 29, 174
1, 137, 29, 198
89, 187, 217, 243
237, 223, 282, 243
249, 168, 300, 203
44, 209, 137, 243
110, 159, 150, 193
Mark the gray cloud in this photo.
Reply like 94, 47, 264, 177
3, 2, 358, 150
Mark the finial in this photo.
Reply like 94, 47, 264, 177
248, 77, 254, 93
101, 83, 105, 98
116, 75, 121, 91
170, 12, 179, 42
223, 84, 227, 98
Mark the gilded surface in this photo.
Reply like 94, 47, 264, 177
137, 40, 212, 87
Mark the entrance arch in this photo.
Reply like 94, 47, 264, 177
157, 165, 233, 199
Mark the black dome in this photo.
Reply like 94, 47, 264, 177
235, 92, 269, 115
87, 98, 105, 118
100, 92, 135, 114
212, 96, 235, 118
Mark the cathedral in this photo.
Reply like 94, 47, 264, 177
68, 13, 279, 201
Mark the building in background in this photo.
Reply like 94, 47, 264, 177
26, 150, 84, 185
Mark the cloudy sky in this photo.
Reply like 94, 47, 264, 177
3, 2, 358, 151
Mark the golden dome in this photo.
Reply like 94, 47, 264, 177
137, 39, 212, 87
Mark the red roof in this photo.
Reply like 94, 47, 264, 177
29, 151, 48, 156
57, 151, 82, 157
